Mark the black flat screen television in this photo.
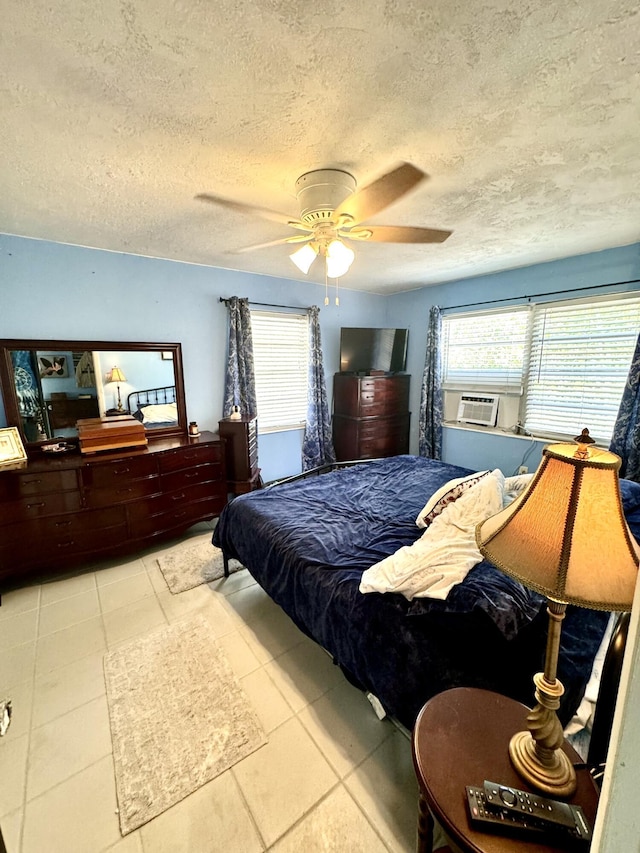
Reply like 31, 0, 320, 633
339, 327, 408, 374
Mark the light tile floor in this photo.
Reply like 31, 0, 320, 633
0, 523, 421, 853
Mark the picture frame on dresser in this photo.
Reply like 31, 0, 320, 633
0, 427, 27, 467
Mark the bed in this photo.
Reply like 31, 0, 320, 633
213, 455, 640, 731
127, 386, 178, 429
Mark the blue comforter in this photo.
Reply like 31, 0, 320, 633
214, 456, 639, 729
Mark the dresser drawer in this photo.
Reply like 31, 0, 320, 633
1, 506, 126, 547
0, 490, 82, 525
81, 455, 158, 489
356, 419, 392, 440
334, 374, 410, 417
0, 515, 128, 569
84, 475, 161, 508
128, 483, 226, 537
158, 443, 222, 473
0, 468, 78, 502
161, 462, 223, 493
358, 434, 409, 458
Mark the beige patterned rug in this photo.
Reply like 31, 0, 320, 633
157, 536, 244, 594
104, 615, 267, 835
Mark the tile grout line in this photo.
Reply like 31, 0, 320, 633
16, 582, 42, 853
228, 765, 268, 852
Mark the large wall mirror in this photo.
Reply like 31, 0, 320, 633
0, 339, 187, 448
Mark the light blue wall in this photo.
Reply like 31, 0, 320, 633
2, 234, 639, 479
0, 234, 387, 481
387, 243, 640, 471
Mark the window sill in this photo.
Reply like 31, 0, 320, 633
442, 421, 542, 441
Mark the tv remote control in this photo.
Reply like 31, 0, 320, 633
483, 780, 579, 830
466, 785, 592, 844
467, 786, 548, 838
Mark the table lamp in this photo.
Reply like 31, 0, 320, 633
108, 366, 127, 412
476, 434, 639, 797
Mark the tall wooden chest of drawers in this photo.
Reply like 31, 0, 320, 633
218, 416, 261, 494
0, 431, 227, 589
332, 374, 410, 461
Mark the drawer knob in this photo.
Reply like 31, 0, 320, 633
113, 468, 130, 475
27, 501, 45, 509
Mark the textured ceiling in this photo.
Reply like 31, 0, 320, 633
2, 0, 639, 294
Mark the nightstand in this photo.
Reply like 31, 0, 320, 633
411, 688, 599, 853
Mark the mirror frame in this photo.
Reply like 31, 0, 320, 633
0, 339, 187, 449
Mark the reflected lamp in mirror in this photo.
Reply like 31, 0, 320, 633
107, 366, 127, 412
476, 438, 640, 797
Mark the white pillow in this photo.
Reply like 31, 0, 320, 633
415, 470, 490, 528
139, 403, 178, 424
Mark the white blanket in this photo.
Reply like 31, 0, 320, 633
359, 469, 505, 600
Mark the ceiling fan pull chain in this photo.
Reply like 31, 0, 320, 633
335, 276, 340, 307
324, 266, 329, 306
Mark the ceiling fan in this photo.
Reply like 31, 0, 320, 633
196, 162, 452, 280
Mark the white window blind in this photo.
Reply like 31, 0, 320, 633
250, 310, 309, 432
524, 295, 640, 443
442, 308, 529, 390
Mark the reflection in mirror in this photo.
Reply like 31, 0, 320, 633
0, 341, 186, 447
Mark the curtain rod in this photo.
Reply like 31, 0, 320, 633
441, 277, 640, 312
219, 297, 311, 312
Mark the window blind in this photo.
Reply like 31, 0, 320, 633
251, 310, 309, 431
524, 295, 640, 443
442, 308, 529, 390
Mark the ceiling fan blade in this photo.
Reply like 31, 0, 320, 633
347, 225, 452, 244
195, 193, 307, 229
332, 162, 428, 226
233, 234, 313, 254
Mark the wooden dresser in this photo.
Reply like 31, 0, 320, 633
0, 431, 227, 589
332, 374, 411, 461
218, 415, 261, 495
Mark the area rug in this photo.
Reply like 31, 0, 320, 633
104, 614, 267, 835
157, 536, 244, 594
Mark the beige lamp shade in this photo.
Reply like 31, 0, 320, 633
477, 443, 640, 611
109, 366, 126, 383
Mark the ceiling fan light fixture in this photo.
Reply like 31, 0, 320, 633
326, 239, 355, 278
290, 242, 318, 274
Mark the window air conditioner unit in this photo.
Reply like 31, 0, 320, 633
457, 394, 500, 427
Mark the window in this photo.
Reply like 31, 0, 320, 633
524, 296, 640, 442
250, 310, 309, 432
442, 308, 529, 391
442, 293, 640, 444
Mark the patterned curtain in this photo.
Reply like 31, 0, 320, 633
418, 305, 443, 459
302, 306, 336, 471
10, 350, 40, 416
222, 297, 257, 418
610, 332, 640, 482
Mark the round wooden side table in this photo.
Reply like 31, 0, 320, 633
412, 687, 599, 853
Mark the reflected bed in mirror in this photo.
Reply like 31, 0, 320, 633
0, 340, 187, 448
